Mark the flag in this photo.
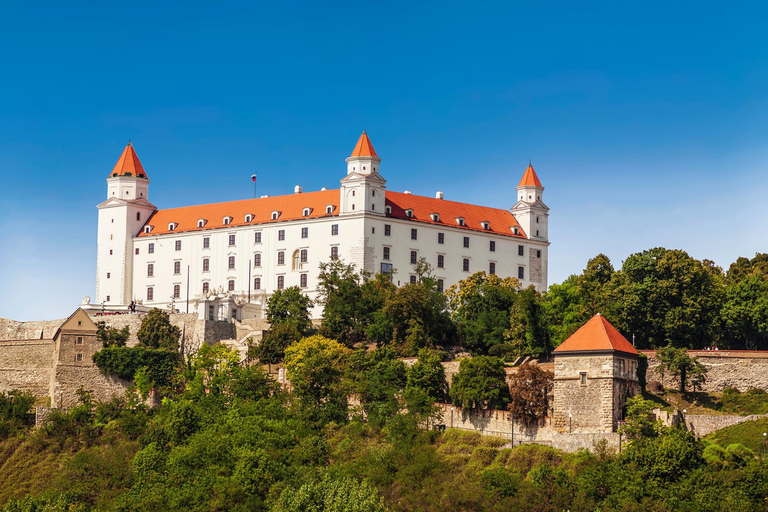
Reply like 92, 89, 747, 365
251, 174, 257, 182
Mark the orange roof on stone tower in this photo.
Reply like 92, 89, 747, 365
518, 163, 542, 187
109, 142, 147, 179
349, 130, 378, 159
553, 314, 638, 355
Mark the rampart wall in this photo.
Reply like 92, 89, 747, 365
0, 340, 55, 396
643, 350, 768, 392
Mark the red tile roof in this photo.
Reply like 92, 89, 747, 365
109, 142, 147, 179
139, 189, 527, 239
386, 191, 526, 239
349, 131, 378, 158
554, 314, 638, 355
518, 163, 542, 187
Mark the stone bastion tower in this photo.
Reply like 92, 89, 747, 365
552, 314, 640, 433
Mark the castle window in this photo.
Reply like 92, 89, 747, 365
107, 272, 111, 279
410, 251, 418, 264
331, 224, 338, 236
76, 336, 83, 345
135, 248, 139, 255
223, 216, 232, 225
410, 275, 417, 284
430, 213, 439, 222
198, 219, 206, 228
490, 241, 496, 252
174, 261, 181, 274
536, 216, 539, 223
385, 205, 392, 215
385, 224, 391, 236
301, 227, 308, 239
580, 372, 587, 386
372, 190, 376, 197
463, 237, 469, 248
463, 258, 469, 272
489, 262, 496, 275
438, 233, 444, 244
254, 278, 261, 290
352, 204, 355, 210
292, 250, 300, 269
75, 354, 83, 362
326, 205, 334, 214
536, 230, 540, 237
203, 258, 209, 272
518, 245, 524, 256
228, 256, 235, 270
228, 280, 235, 292
229, 234, 236, 246
352, 190, 355, 197
147, 263, 154, 277
106, 295, 110, 301
300, 273, 308, 288
513, 227, 520, 235
372, 203, 375, 211
175, 240, 181, 251
173, 284, 181, 298
203, 237, 210, 248
254, 232, 262, 244
109, 250, 113, 255
168, 223, 176, 231
405, 209, 414, 218
271, 211, 280, 220
278, 230, 285, 241
277, 275, 284, 289
383, 247, 390, 260
537, 250, 541, 258
254, 253, 261, 267
481, 221, 490, 230
518, 266, 525, 280
277, 251, 285, 265
456, 217, 465, 226
437, 255, 444, 268
331, 246, 339, 259
303, 208, 311, 217
411, 228, 417, 240
203, 282, 209, 294
144, 226, 152, 234
136, 212, 141, 221
437, 279, 444, 293
245, 214, 253, 223
146, 287, 153, 301
300, 249, 308, 263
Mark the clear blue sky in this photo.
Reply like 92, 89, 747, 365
1, 1, 766, 320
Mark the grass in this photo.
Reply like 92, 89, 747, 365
705, 417, 768, 454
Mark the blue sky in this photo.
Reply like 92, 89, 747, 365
1, 1, 766, 320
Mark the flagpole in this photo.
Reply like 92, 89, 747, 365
251, 173, 257, 198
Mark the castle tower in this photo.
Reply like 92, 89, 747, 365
552, 314, 640, 433
511, 163, 549, 242
96, 143, 156, 307
340, 131, 387, 215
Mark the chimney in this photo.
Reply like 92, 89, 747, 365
320, 187, 327, 191
436, 191, 444, 199
295, 185, 302, 194
404, 190, 411, 195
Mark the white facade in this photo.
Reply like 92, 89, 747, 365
95, 135, 550, 319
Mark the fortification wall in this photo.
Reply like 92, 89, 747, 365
52, 365, 132, 408
0, 340, 55, 397
681, 413, 768, 437
643, 350, 768, 392
0, 318, 64, 341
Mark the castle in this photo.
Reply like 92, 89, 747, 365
93, 132, 550, 320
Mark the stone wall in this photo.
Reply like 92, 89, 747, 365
0, 318, 64, 342
553, 354, 615, 433
549, 432, 621, 453
643, 350, 768, 392
436, 403, 553, 444
0, 340, 55, 397
681, 413, 768, 437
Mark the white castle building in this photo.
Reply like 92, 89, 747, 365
94, 132, 550, 320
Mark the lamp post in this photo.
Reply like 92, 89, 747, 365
510, 412, 515, 447
682, 409, 687, 430
450, 407, 454, 429
763, 432, 766, 458
568, 412, 572, 434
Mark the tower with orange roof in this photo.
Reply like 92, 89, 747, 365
552, 314, 641, 433
340, 130, 387, 216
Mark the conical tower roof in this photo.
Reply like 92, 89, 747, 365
109, 142, 147, 179
518, 163, 542, 187
553, 314, 638, 355
349, 130, 378, 158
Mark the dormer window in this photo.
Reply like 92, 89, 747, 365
513, 226, 520, 235
144, 225, 152, 234
456, 217, 465, 227
168, 222, 177, 231
197, 219, 207, 228
385, 205, 392, 215
223, 216, 233, 225
302, 207, 312, 217
481, 221, 490, 230
405, 209, 414, 218
245, 214, 253, 223
429, 213, 440, 222
271, 211, 281, 220
325, 205, 334, 214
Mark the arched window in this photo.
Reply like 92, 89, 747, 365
292, 250, 300, 270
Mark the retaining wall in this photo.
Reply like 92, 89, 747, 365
643, 350, 768, 393
0, 340, 55, 396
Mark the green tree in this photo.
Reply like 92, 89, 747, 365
406, 348, 447, 402
273, 476, 388, 512
657, 346, 707, 393
284, 335, 351, 425
137, 308, 181, 351
505, 286, 551, 358
445, 272, 519, 355
577, 253, 615, 316
450, 356, 510, 410
721, 274, 768, 349
252, 323, 302, 370
507, 363, 553, 427
619, 395, 660, 440
541, 275, 589, 348
266, 286, 314, 336
95, 321, 130, 347
726, 253, 768, 284
346, 346, 407, 426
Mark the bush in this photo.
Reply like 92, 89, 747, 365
93, 346, 180, 388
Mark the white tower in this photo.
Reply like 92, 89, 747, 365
511, 163, 549, 241
340, 131, 387, 215
96, 143, 156, 306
